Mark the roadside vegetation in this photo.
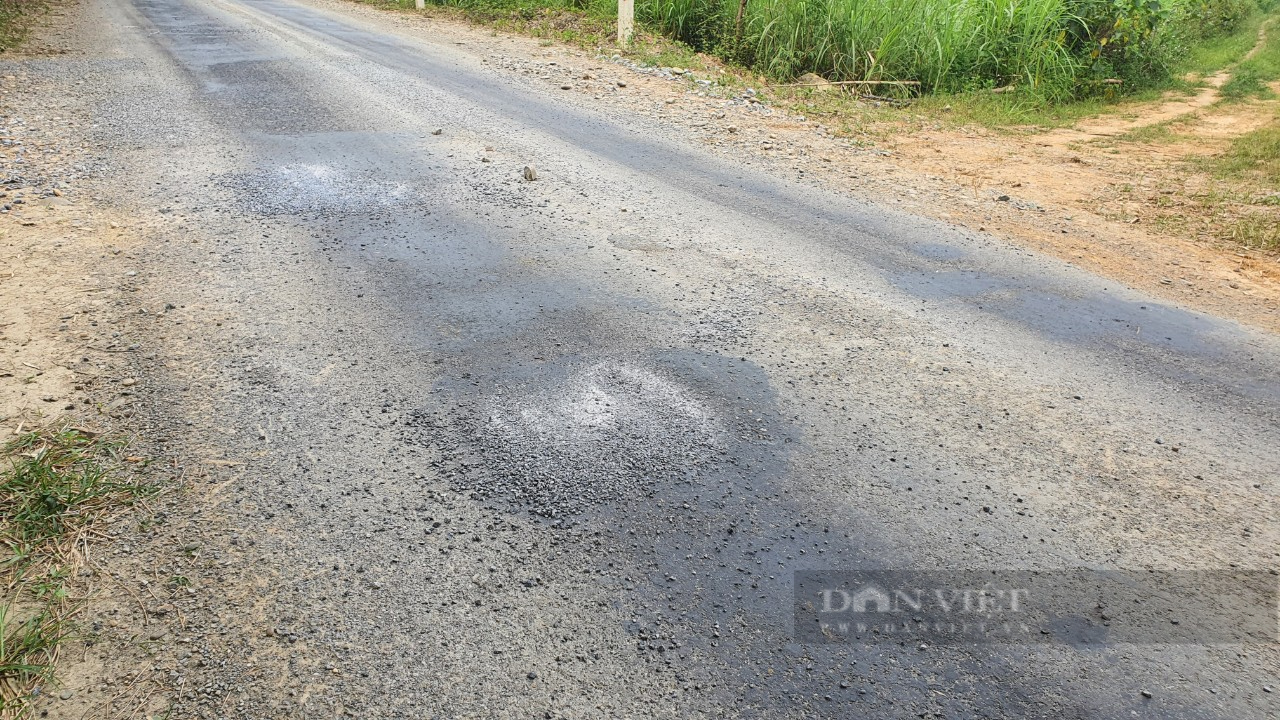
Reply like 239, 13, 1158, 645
1220, 7, 1280, 97
0, 0, 47, 52
1196, 120, 1280, 250
380, 0, 1278, 101
1210, 121, 1280, 181
0, 425, 154, 717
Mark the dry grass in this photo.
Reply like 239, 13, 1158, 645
0, 425, 156, 718
0, 0, 47, 52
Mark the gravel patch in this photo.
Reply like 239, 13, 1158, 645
409, 361, 725, 518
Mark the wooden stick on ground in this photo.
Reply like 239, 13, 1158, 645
778, 80, 921, 88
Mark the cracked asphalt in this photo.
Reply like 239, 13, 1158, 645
16, 0, 1279, 717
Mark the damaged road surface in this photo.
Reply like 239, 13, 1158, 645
41, 0, 1279, 717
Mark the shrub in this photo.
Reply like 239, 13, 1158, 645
1179, 0, 1253, 39
1065, 0, 1173, 86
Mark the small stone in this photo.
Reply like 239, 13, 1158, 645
996, 194, 1010, 202
560, 84, 572, 90
727, 126, 738, 133
59, 690, 73, 700
616, 81, 626, 88
1141, 690, 1152, 699
527, 671, 537, 680
431, 128, 443, 136
522, 166, 537, 181
121, 378, 137, 387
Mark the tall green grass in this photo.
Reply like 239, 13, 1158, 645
640, 0, 1275, 99
744, 0, 1082, 99
394, 0, 1277, 101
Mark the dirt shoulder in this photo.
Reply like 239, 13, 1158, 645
1, 7, 232, 718
325, 0, 1280, 335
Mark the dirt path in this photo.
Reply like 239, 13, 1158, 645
0, 81, 140, 432
1052, 17, 1274, 143
878, 19, 1280, 332
820, 21, 1280, 333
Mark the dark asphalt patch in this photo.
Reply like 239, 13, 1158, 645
406, 357, 725, 518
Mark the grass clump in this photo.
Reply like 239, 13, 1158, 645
1204, 120, 1280, 181
1221, 212, 1280, 249
0, 425, 155, 717
1181, 120, 1280, 252
641, 0, 1280, 102
0, 0, 47, 52
635, 0, 1174, 102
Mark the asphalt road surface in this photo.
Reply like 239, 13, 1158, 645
34, 0, 1280, 716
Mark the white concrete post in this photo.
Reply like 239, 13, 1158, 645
415, 0, 424, 9
618, 0, 634, 45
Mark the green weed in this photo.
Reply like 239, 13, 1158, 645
1202, 120, 1280, 181
0, 606, 67, 717
1220, 211, 1280, 248
0, 0, 47, 52
0, 425, 155, 715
